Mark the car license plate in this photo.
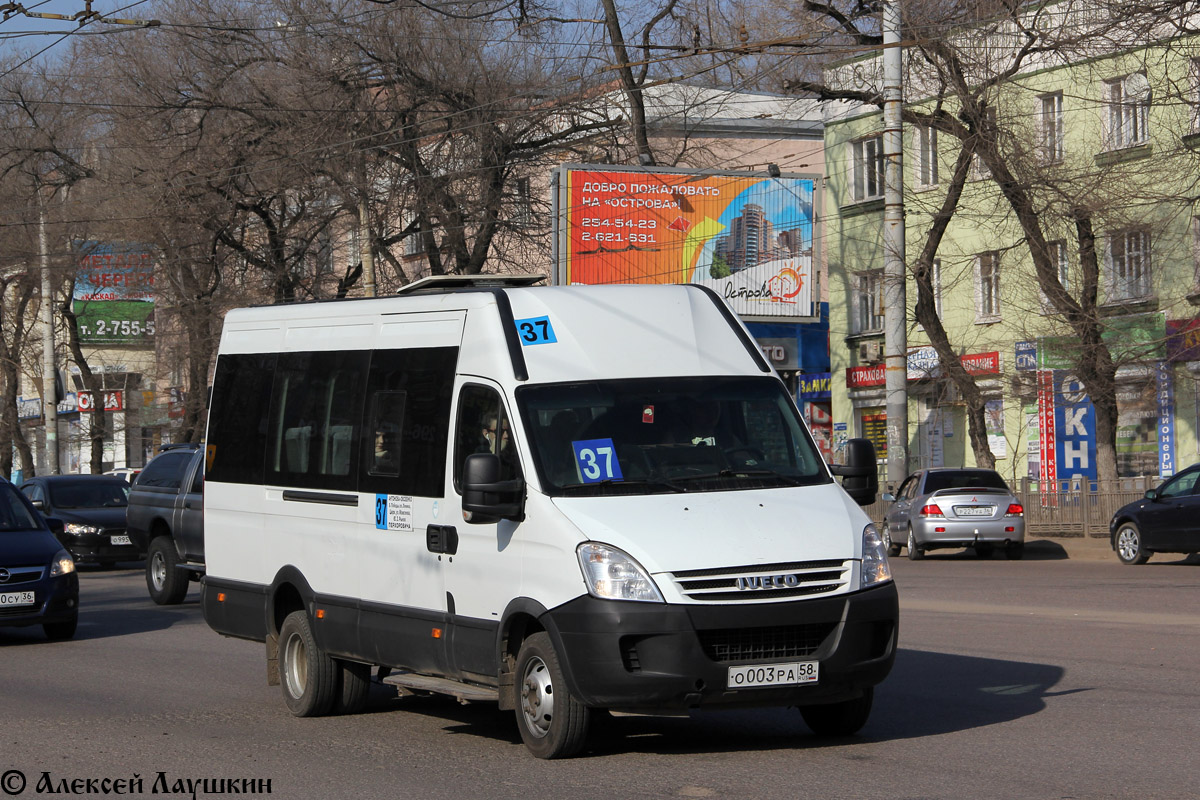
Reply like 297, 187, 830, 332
954, 505, 994, 517
111, 535, 132, 546
0, 591, 36, 607
727, 661, 818, 689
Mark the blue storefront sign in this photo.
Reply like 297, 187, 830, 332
1157, 361, 1175, 479
798, 373, 831, 400
1054, 371, 1097, 483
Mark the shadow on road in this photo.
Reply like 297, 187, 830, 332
360, 646, 1076, 757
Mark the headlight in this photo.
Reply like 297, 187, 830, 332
861, 523, 892, 587
50, 549, 76, 576
577, 542, 664, 603
64, 523, 101, 536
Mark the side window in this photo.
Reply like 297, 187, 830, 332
358, 347, 457, 498
267, 351, 369, 491
207, 353, 277, 485
138, 452, 191, 489
189, 456, 204, 494
906, 475, 923, 500
1159, 470, 1199, 498
895, 477, 915, 501
454, 385, 521, 490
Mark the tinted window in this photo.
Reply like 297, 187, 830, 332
0, 484, 41, 531
455, 385, 521, 490
137, 452, 194, 489
1158, 469, 1199, 498
923, 470, 1009, 493
207, 353, 277, 485
47, 479, 128, 508
189, 455, 204, 494
359, 348, 457, 498
266, 351, 369, 492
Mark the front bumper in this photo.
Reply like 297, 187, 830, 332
61, 533, 142, 564
542, 581, 898, 711
0, 573, 79, 629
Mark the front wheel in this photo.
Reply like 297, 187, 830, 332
514, 632, 590, 759
1115, 523, 1150, 565
146, 537, 188, 605
43, 613, 78, 641
279, 610, 338, 717
800, 687, 874, 736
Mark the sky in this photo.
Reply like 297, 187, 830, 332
0, 0, 156, 67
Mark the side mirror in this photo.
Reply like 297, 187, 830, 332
1144, 489, 1160, 501
881, 492, 895, 503
462, 453, 525, 524
829, 438, 879, 506
30, 498, 46, 510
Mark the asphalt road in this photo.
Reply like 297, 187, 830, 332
2, 551, 1197, 800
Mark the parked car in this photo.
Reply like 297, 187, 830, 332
1109, 464, 1200, 564
20, 475, 139, 566
103, 467, 142, 484
0, 477, 79, 640
882, 468, 1026, 560
126, 444, 204, 604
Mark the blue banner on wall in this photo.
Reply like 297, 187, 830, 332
1054, 371, 1097, 483
1156, 361, 1175, 479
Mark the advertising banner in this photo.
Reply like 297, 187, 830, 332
72, 241, 156, 344
1054, 372, 1097, 483
1166, 318, 1200, 362
845, 350, 1000, 388
1156, 361, 1175, 478
555, 167, 817, 320
798, 373, 832, 400
1037, 370, 1057, 485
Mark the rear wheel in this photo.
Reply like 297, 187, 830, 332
1115, 523, 1150, 565
906, 528, 924, 561
882, 523, 901, 558
800, 687, 874, 737
146, 537, 188, 605
279, 610, 338, 717
514, 632, 590, 759
333, 660, 372, 715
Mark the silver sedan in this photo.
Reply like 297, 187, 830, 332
881, 468, 1026, 560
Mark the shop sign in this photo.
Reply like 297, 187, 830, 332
56, 393, 79, 415
1015, 341, 1038, 371
17, 397, 41, 420
757, 338, 799, 371
1157, 361, 1175, 478
798, 372, 831, 400
847, 351, 1000, 388
1165, 318, 1200, 362
77, 390, 125, 413
846, 364, 885, 388
1054, 372, 1096, 482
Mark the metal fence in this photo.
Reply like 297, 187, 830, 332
863, 476, 1157, 540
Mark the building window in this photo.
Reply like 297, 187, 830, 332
1041, 240, 1070, 313
851, 135, 884, 202
854, 270, 885, 333
915, 126, 938, 187
975, 251, 1001, 321
1039, 92, 1064, 163
1104, 74, 1150, 150
1108, 229, 1151, 301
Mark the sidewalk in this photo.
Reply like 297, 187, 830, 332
1024, 534, 1113, 562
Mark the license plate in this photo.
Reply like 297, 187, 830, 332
0, 591, 36, 607
727, 661, 818, 689
111, 535, 132, 546
954, 506, 994, 517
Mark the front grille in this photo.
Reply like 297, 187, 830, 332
669, 560, 851, 602
699, 623, 836, 663
0, 567, 44, 586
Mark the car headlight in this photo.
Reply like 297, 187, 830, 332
64, 522, 101, 536
50, 549, 76, 576
861, 523, 892, 587
577, 542, 664, 603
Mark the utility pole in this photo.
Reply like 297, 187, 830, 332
37, 188, 59, 475
882, 0, 908, 488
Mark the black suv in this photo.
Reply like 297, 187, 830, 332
126, 444, 204, 604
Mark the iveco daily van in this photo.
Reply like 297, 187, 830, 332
201, 276, 896, 758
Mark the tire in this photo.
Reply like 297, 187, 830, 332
906, 528, 924, 561
514, 632, 590, 759
1114, 523, 1150, 565
1005, 542, 1025, 561
333, 660, 372, 715
800, 687, 874, 737
975, 544, 995, 559
278, 610, 338, 717
146, 537, 188, 605
43, 614, 78, 641
882, 523, 901, 558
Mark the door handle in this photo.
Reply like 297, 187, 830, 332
426, 524, 459, 555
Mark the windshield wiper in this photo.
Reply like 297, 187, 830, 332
669, 468, 806, 486
559, 477, 686, 494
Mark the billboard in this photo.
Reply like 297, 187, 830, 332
553, 166, 818, 321
72, 241, 156, 344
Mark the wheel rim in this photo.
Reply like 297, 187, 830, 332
1117, 528, 1140, 561
283, 631, 308, 700
907, 529, 916, 551
150, 551, 166, 591
519, 655, 554, 739
881, 524, 891, 548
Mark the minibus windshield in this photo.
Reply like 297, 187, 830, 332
516, 376, 832, 497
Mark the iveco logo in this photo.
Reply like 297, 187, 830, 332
737, 574, 802, 590
0, 568, 9, 583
